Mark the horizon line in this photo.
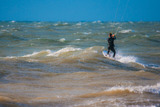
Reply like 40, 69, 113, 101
0, 20, 160, 22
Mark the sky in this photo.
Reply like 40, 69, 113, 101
0, 0, 160, 22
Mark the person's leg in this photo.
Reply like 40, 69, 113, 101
107, 47, 110, 55
111, 47, 116, 57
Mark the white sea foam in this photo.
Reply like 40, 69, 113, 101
11, 20, 15, 23
47, 47, 81, 57
53, 22, 68, 26
76, 39, 81, 41
92, 21, 97, 23
97, 20, 101, 23
110, 24, 115, 27
145, 35, 150, 38
117, 55, 136, 63
119, 29, 132, 33
105, 83, 160, 95
22, 52, 40, 57
5, 56, 16, 58
1, 29, 8, 32
22, 50, 51, 57
83, 32, 91, 35
74, 99, 106, 107
4, 47, 81, 59
59, 38, 65, 42
36, 25, 42, 28
92, 20, 101, 23
131, 34, 137, 37
2, 50, 52, 59
114, 54, 136, 63
54, 23, 58, 26
63, 22, 68, 25
76, 22, 82, 26
108, 53, 146, 67
129, 21, 134, 24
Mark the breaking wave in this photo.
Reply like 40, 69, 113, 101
119, 29, 133, 33
105, 83, 160, 95
2, 46, 153, 71
80, 83, 160, 98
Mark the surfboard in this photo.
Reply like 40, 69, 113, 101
102, 50, 115, 60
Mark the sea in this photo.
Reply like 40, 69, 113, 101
0, 21, 160, 107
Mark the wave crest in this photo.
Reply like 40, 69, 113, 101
80, 83, 160, 98
119, 29, 132, 33
105, 83, 160, 95
48, 47, 81, 57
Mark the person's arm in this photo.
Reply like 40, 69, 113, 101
112, 34, 116, 40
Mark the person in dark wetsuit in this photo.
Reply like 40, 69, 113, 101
107, 33, 116, 57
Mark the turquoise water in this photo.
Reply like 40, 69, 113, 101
0, 21, 160, 106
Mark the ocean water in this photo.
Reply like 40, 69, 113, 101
0, 21, 160, 107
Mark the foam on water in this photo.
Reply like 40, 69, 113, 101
92, 20, 101, 23
119, 29, 132, 33
47, 47, 81, 57
105, 83, 160, 95
11, 47, 82, 58
11, 20, 15, 23
63, 22, 68, 25
92, 21, 97, 24
53, 23, 58, 26
76, 22, 82, 26
106, 51, 137, 63
115, 54, 137, 63
83, 32, 92, 35
22, 50, 51, 57
76, 39, 81, 41
1, 29, 8, 32
104, 51, 146, 68
59, 38, 65, 42
53, 22, 68, 26
3, 46, 100, 60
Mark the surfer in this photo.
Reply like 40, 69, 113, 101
107, 33, 116, 57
